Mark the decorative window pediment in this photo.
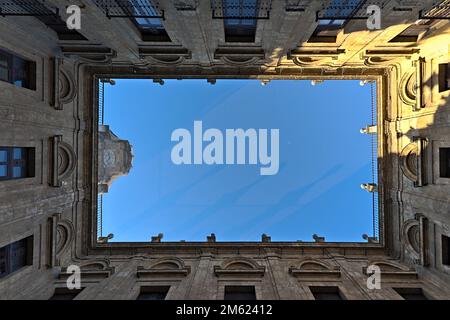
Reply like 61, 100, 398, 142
214, 258, 265, 277
137, 258, 190, 278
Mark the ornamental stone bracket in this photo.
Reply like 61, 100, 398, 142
50, 57, 77, 110
58, 260, 115, 283
287, 48, 346, 67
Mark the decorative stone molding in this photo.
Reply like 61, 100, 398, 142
139, 46, 191, 65
399, 70, 417, 107
50, 58, 77, 110
288, 49, 345, 67
137, 258, 191, 278
400, 137, 428, 187
402, 219, 421, 259
214, 258, 265, 277
363, 260, 418, 280
400, 142, 419, 182
401, 215, 430, 266
362, 49, 419, 67
49, 135, 77, 187
289, 258, 341, 279
55, 219, 74, 265
45, 216, 75, 267
59, 260, 114, 281
214, 47, 265, 66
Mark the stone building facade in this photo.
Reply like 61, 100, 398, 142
0, 0, 450, 300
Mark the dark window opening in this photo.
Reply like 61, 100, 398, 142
129, 0, 171, 42
137, 286, 170, 300
439, 63, 450, 92
49, 288, 84, 300
442, 235, 450, 266
0, 49, 36, 90
310, 286, 343, 300
389, 24, 429, 43
439, 148, 450, 178
224, 286, 256, 300
0, 147, 35, 181
394, 288, 428, 300
223, 0, 258, 42
0, 236, 33, 279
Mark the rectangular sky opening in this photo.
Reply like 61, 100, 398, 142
98, 79, 378, 243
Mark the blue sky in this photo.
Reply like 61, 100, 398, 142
102, 79, 375, 242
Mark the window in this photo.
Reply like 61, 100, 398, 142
389, 24, 429, 43
49, 288, 84, 300
439, 63, 450, 92
310, 286, 343, 300
0, 147, 35, 181
0, 236, 33, 279
224, 286, 256, 300
0, 49, 36, 90
223, 0, 258, 42
393, 288, 428, 300
439, 148, 450, 178
442, 235, 450, 266
137, 286, 170, 300
130, 0, 171, 42
308, 0, 363, 43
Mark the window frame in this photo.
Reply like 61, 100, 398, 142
0, 147, 35, 181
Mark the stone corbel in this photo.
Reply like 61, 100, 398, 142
49, 57, 62, 110
214, 46, 265, 66
213, 258, 266, 278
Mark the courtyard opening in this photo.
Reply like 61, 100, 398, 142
96, 78, 379, 243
